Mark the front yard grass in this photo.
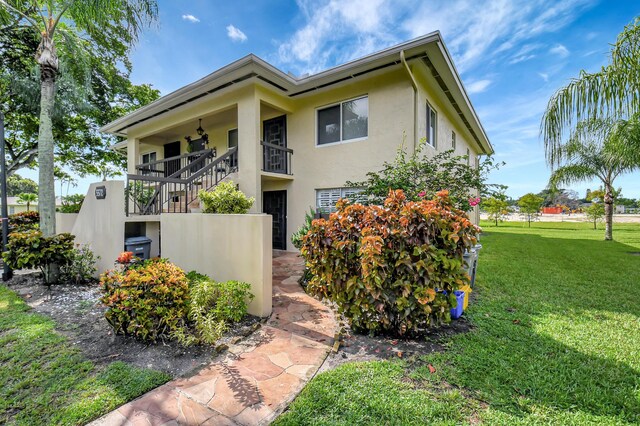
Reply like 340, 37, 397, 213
276, 222, 640, 425
0, 285, 170, 425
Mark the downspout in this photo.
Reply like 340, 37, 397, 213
400, 50, 419, 154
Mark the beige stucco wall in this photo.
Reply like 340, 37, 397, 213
70, 181, 126, 274
55, 213, 78, 234
123, 60, 485, 251
160, 213, 272, 317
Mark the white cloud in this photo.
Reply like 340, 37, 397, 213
277, 0, 396, 74
226, 24, 248, 43
276, 0, 594, 76
182, 14, 199, 23
403, 0, 592, 72
466, 79, 492, 94
538, 72, 549, 82
549, 44, 570, 57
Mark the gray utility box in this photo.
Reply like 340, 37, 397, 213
125, 236, 152, 260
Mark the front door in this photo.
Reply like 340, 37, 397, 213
263, 190, 287, 250
263, 115, 287, 173
163, 141, 181, 177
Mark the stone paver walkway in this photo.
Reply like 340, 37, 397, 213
91, 251, 336, 425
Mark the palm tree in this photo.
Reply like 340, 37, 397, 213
0, 1, 157, 236
541, 17, 640, 161
17, 192, 37, 212
548, 119, 640, 241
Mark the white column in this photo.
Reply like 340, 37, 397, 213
237, 89, 262, 213
126, 137, 140, 175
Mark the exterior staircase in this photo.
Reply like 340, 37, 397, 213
126, 147, 238, 216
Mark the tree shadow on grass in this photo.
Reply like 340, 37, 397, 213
424, 232, 640, 423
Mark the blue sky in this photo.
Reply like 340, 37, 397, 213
39, 0, 640, 199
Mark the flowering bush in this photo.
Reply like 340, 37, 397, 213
100, 259, 190, 341
346, 141, 504, 211
301, 189, 479, 336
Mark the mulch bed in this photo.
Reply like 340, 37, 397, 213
4, 271, 261, 377
320, 317, 473, 372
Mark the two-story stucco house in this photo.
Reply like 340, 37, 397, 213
101, 31, 493, 251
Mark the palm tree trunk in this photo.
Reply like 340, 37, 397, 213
37, 36, 58, 238
604, 183, 614, 241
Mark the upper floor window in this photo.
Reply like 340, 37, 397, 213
426, 103, 437, 147
451, 131, 456, 150
140, 152, 157, 176
141, 152, 156, 164
317, 96, 368, 145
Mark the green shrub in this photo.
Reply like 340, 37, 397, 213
100, 259, 190, 342
61, 244, 100, 284
198, 181, 254, 214
212, 280, 254, 322
301, 189, 479, 336
174, 273, 254, 346
9, 211, 39, 231
3, 231, 75, 284
59, 194, 85, 213
125, 181, 155, 211
291, 208, 316, 250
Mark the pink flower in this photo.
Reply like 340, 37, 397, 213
418, 191, 426, 198
469, 197, 481, 207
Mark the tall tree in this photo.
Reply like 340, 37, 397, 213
542, 17, 640, 157
548, 119, 640, 241
0, 0, 158, 236
518, 193, 543, 228
6, 174, 37, 196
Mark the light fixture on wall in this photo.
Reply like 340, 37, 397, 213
195, 118, 210, 146
196, 118, 204, 136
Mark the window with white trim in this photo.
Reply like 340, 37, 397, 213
316, 187, 364, 212
141, 152, 156, 164
317, 96, 368, 145
426, 103, 437, 147
140, 152, 157, 176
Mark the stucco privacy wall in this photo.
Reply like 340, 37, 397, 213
161, 213, 273, 317
69, 181, 126, 274
55, 213, 78, 234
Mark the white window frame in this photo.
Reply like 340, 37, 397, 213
316, 95, 369, 147
228, 128, 238, 149
140, 151, 157, 176
140, 151, 157, 165
426, 102, 437, 148
316, 187, 364, 213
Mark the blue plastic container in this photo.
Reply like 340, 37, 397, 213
450, 290, 465, 319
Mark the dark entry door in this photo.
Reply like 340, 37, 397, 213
163, 141, 181, 177
263, 190, 287, 250
263, 115, 287, 173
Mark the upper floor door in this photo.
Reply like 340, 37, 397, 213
263, 115, 287, 174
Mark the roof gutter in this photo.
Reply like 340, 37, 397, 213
400, 50, 419, 154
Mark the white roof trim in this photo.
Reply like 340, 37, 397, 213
101, 32, 492, 154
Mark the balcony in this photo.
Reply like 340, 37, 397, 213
261, 141, 293, 175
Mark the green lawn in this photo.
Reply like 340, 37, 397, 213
276, 222, 640, 425
0, 285, 170, 425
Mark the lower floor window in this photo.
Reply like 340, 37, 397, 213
316, 187, 364, 213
